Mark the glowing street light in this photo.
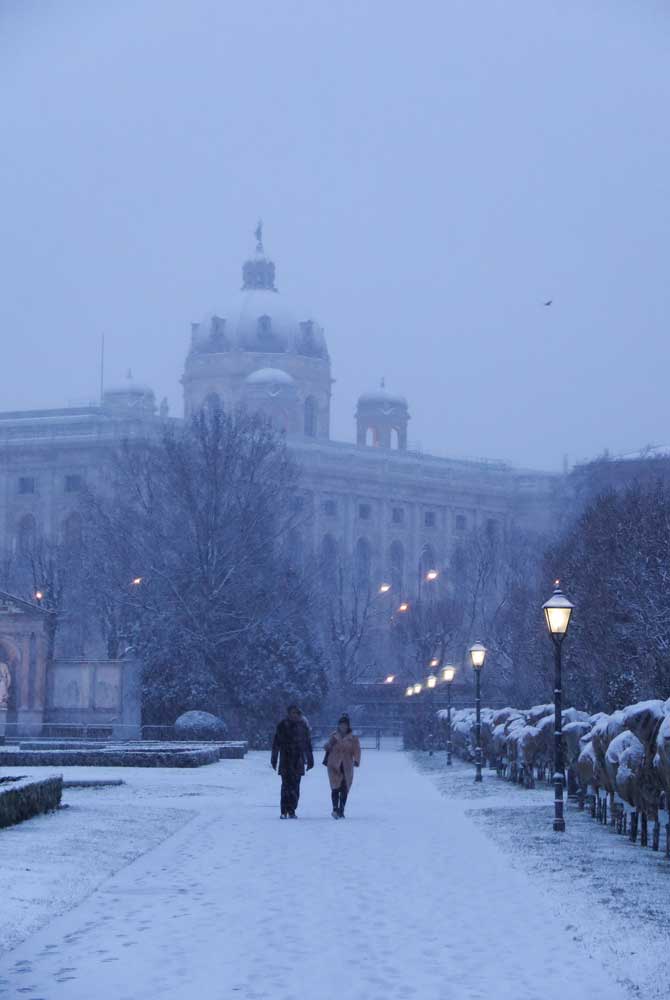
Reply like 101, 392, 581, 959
426, 674, 437, 689
379, 582, 392, 594
542, 581, 575, 833
469, 642, 487, 783
405, 685, 414, 697
425, 569, 439, 582
429, 657, 440, 669
398, 602, 409, 613
34, 590, 44, 602
131, 577, 143, 586
413, 682, 422, 695
384, 674, 396, 684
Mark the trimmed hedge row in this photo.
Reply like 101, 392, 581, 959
0, 748, 220, 768
0, 774, 63, 829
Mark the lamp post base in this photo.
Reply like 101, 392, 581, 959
553, 818, 566, 833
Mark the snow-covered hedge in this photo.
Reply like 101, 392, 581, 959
439, 698, 670, 850
0, 774, 63, 829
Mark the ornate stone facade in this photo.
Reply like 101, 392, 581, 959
0, 228, 560, 730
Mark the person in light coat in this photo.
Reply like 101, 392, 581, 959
323, 714, 361, 818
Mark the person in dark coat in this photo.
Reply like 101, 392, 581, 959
271, 705, 314, 818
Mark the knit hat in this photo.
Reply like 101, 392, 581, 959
338, 714, 351, 731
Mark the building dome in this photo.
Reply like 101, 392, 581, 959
357, 387, 408, 409
103, 374, 156, 416
245, 367, 295, 386
190, 225, 328, 360
356, 380, 410, 451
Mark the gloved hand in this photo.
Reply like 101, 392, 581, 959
270, 762, 277, 771
306, 762, 314, 771
354, 761, 360, 767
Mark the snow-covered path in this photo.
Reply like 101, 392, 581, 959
1, 752, 629, 1000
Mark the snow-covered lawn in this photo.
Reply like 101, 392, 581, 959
415, 753, 670, 1000
0, 752, 646, 999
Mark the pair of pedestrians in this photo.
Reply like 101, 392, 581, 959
270, 706, 361, 819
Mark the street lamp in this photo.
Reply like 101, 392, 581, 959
384, 674, 396, 684
405, 685, 414, 697
426, 672, 437, 755
442, 665, 456, 765
429, 656, 440, 669
379, 582, 391, 594
543, 581, 574, 833
425, 569, 439, 582
413, 682, 422, 695
398, 602, 410, 613
469, 642, 487, 782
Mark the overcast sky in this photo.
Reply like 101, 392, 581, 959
1, 1, 669, 470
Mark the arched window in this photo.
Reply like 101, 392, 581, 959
355, 537, 372, 590
17, 514, 36, 555
390, 540, 404, 596
304, 397, 317, 438
320, 534, 339, 590
287, 528, 304, 570
419, 544, 436, 580
63, 512, 83, 548
203, 392, 222, 415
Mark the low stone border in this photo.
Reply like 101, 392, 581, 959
0, 748, 220, 768
0, 774, 63, 829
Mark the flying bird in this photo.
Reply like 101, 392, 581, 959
543, 299, 553, 306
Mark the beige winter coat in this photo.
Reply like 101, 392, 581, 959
324, 731, 361, 790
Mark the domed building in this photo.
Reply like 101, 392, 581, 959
182, 224, 331, 439
0, 223, 561, 734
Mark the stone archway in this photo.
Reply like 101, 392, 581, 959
0, 591, 50, 735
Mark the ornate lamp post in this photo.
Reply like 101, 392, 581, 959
426, 671, 437, 755
441, 665, 456, 765
469, 642, 487, 782
542, 582, 574, 833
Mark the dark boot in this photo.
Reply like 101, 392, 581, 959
331, 789, 340, 818
338, 783, 348, 818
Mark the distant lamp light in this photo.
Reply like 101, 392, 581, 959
406, 686, 414, 697
425, 569, 439, 582
34, 590, 44, 602
542, 581, 574, 642
379, 582, 391, 594
429, 657, 440, 669
398, 602, 410, 613
131, 577, 143, 586
413, 682, 422, 695
469, 642, 487, 670
442, 665, 456, 684
427, 674, 437, 689
384, 674, 396, 684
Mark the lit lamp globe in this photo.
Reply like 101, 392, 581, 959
442, 665, 456, 684
542, 583, 574, 643
469, 642, 487, 670
413, 683, 422, 695
427, 674, 437, 689
405, 685, 414, 697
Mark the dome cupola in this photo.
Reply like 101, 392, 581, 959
356, 379, 410, 450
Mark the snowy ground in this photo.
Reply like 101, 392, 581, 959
414, 754, 670, 1000
0, 752, 654, 999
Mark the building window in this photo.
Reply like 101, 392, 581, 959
18, 476, 36, 495
358, 503, 371, 520
65, 474, 83, 493
424, 511, 436, 528
304, 396, 317, 438
392, 507, 404, 525
17, 513, 37, 554
455, 514, 467, 532
323, 499, 337, 517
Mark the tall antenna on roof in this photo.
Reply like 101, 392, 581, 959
99, 333, 105, 404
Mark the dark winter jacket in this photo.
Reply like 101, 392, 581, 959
271, 718, 314, 776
